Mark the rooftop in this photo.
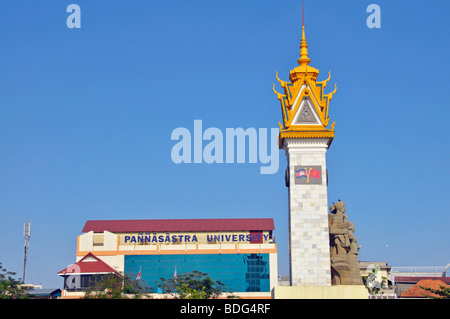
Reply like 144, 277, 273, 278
400, 279, 449, 298
82, 218, 275, 233
57, 252, 121, 276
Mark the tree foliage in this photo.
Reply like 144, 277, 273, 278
419, 285, 450, 299
158, 270, 237, 299
362, 264, 387, 296
83, 273, 151, 299
0, 262, 29, 299
178, 283, 208, 299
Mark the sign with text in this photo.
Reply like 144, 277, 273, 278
120, 231, 271, 245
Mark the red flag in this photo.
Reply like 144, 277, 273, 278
136, 266, 141, 280
309, 168, 321, 179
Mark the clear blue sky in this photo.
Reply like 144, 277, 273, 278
0, 0, 449, 288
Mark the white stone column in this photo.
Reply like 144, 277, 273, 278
284, 138, 332, 287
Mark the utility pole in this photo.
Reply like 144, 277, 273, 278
23, 220, 31, 284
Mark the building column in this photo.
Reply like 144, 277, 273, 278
284, 138, 332, 287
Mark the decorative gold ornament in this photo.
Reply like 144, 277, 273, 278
274, 22, 337, 148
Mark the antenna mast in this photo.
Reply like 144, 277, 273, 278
23, 220, 31, 284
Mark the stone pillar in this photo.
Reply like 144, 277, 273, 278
284, 138, 332, 287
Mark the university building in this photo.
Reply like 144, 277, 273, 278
57, 218, 278, 298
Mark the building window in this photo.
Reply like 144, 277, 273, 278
124, 253, 270, 293
63, 274, 108, 291
93, 235, 104, 247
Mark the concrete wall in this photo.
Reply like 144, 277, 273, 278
284, 138, 332, 287
272, 285, 368, 299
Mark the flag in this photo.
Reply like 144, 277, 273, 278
293, 165, 323, 185
309, 168, 321, 179
136, 266, 141, 280
295, 169, 307, 178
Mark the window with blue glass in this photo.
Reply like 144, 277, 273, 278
124, 253, 270, 293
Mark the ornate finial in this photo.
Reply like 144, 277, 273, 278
297, 1, 311, 66
302, 0, 305, 27
274, 1, 336, 146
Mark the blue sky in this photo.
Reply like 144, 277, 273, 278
0, 0, 449, 288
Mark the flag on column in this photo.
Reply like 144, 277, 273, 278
295, 169, 308, 178
309, 168, 321, 179
136, 266, 141, 280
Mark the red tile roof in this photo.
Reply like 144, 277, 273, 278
81, 218, 275, 233
57, 253, 121, 276
400, 279, 449, 298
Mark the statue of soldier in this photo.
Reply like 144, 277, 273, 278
328, 200, 363, 285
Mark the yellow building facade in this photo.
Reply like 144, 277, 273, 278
58, 218, 278, 299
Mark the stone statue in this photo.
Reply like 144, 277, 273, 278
328, 200, 363, 285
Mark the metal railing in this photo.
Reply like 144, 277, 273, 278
390, 266, 446, 276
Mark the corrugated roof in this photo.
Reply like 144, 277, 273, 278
81, 218, 275, 233
57, 253, 120, 276
27, 288, 61, 296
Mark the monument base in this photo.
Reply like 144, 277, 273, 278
271, 285, 368, 299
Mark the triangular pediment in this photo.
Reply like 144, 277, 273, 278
81, 255, 98, 262
57, 252, 120, 276
292, 97, 322, 125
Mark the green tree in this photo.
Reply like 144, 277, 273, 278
178, 283, 208, 299
158, 270, 238, 299
362, 264, 386, 296
419, 285, 450, 299
0, 262, 29, 299
83, 273, 151, 299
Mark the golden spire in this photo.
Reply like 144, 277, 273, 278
297, 1, 310, 66
274, 0, 337, 147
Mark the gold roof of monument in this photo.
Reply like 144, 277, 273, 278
273, 16, 337, 148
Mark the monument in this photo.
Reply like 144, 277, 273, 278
329, 200, 364, 286
273, 16, 335, 288
271, 8, 367, 299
